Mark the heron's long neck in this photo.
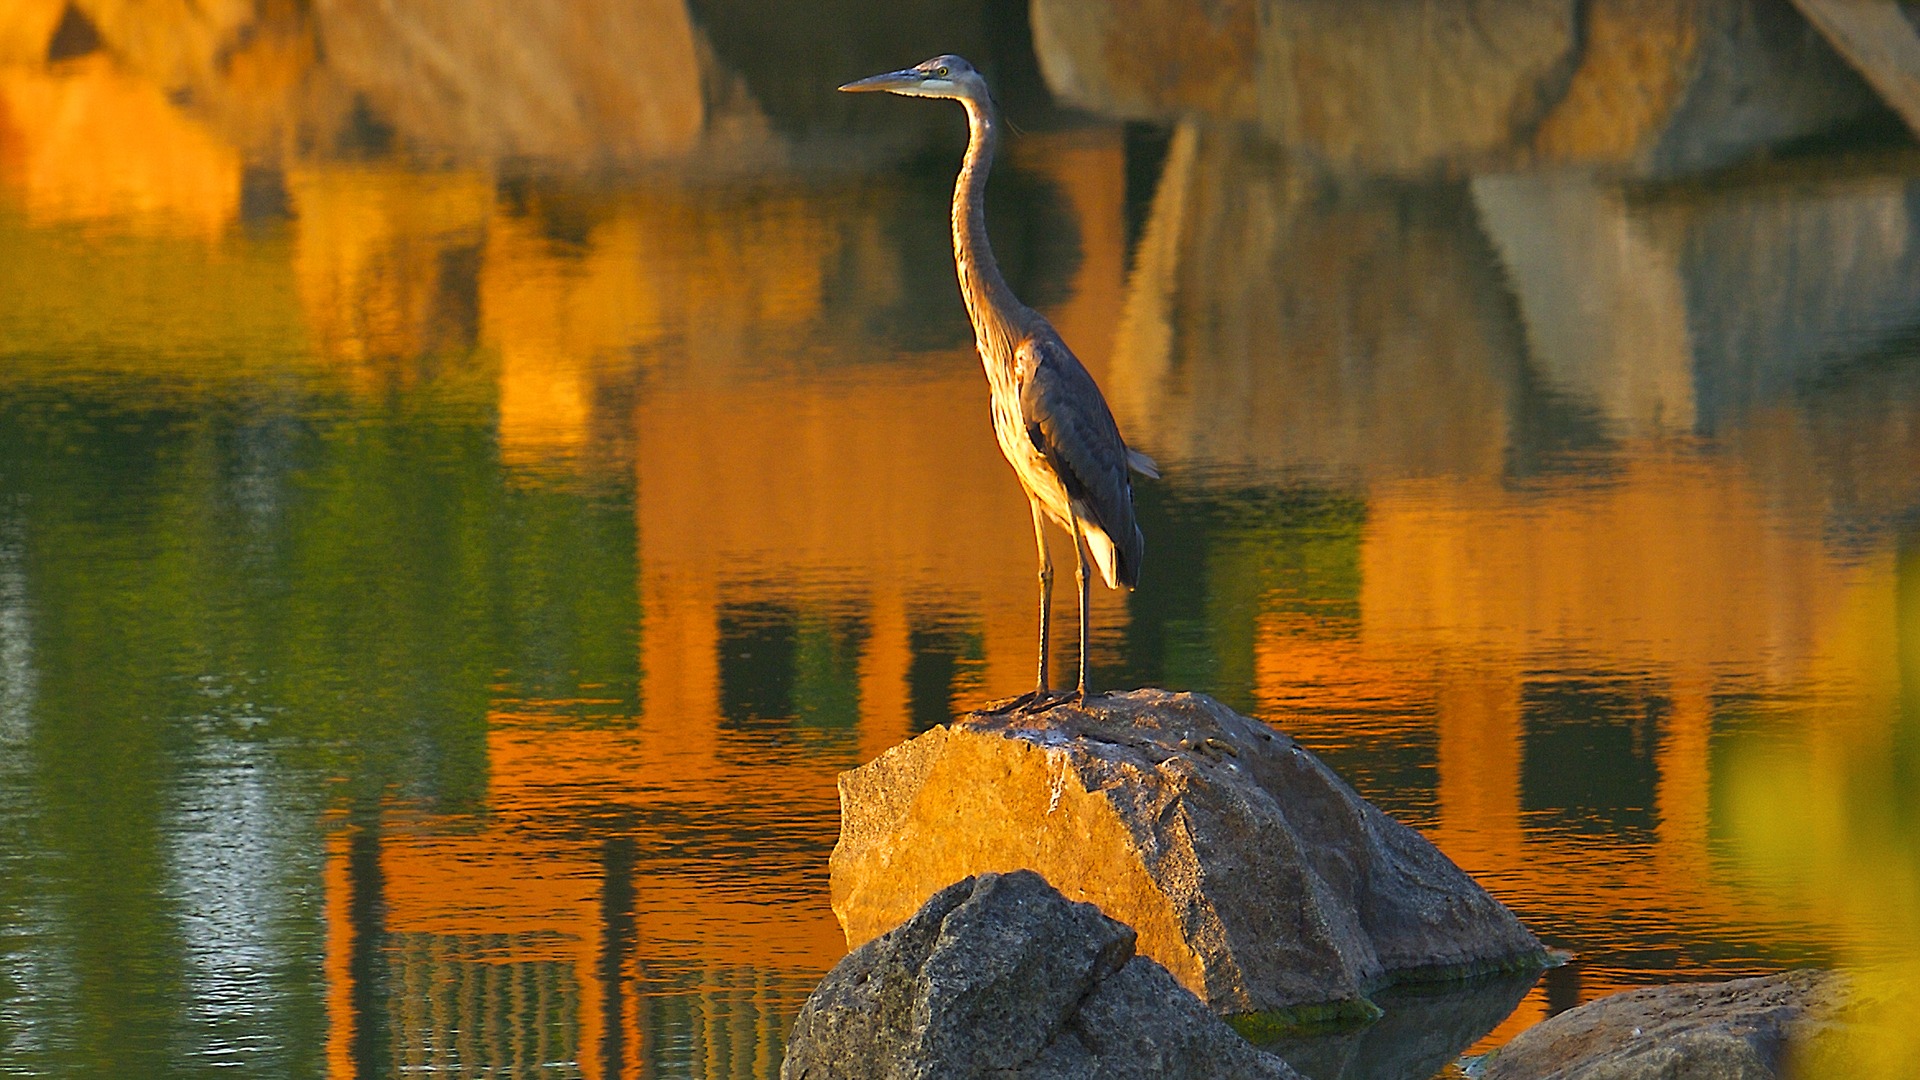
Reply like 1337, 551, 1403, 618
954, 95, 1021, 382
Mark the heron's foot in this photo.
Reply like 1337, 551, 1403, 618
983, 690, 1043, 714
1022, 689, 1083, 713
1037, 688, 1082, 712
983, 689, 1076, 714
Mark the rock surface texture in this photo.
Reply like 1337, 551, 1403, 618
1483, 970, 1849, 1080
1031, 0, 1882, 176
781, 870, 1300, 1080
830, 690, 1543, 1018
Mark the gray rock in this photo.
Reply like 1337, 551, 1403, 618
1790, 0, 1920, 136
830, 690, 1545, 1021
781, 869, 1300, 1080
1483, 970, 1849, 1080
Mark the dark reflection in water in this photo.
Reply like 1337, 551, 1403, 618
3, 2, 1920, 1078
1264, 972, 1540, 1080
346, 814, 390, 1080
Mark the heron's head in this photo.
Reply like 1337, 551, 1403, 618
838, 55, 985, 103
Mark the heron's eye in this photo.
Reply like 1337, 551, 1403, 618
935, 66, 950, 77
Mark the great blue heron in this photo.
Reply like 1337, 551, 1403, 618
841, 54, 1159, 707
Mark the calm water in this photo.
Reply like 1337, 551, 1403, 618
3, 4, 1919, 1079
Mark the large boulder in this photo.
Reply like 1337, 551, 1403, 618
830, 689, 1544, 1024
782, 869, 1300, 1080
1031, 0, 1883, 176
1483, 970, 1849, 1080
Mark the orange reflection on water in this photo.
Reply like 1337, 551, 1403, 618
288, 164, 494, 384
0, 56, 240, 237
7, 28, 1920, 1076
321, 707, 850, 1079
1259, 440, 1874, 936
295, 128, 1141, 1077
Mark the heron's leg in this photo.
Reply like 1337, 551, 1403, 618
1031, 498, 1054, 696
1070, 513, 1091, 699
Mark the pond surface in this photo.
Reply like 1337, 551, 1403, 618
2, 4, 1919, 1079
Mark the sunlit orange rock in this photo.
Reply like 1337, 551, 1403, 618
1530, 0, 1876, 175
1528, 0, 1698, 165
0, 55, 241, 237
1253, 0, 1579, 174
1033, 0, 1578, 172
25, 2, 332, 165
16, 0, 739, 168
831, 690, 1544, 1018
1030, 0, 1258, 121
1033, 0, 1880, 175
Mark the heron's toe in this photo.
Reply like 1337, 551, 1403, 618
983, 690, 1042, 714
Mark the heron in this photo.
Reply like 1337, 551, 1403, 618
840, 55, 1158, 708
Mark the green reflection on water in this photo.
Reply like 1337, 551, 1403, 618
1121, 486, 1366, 714
0, 378, 638, 1076
5, 11, 1920, 1075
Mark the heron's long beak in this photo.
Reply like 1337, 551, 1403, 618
838, 69, 926, 93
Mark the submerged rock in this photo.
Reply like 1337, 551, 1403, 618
781, 869, 1300, 1080
830, 689, 1544, 1022
1482, 970, 1849, 1080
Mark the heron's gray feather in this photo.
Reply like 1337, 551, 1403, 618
1017, 332, 1146, 588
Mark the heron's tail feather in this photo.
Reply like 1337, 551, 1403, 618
1084, 525, 1122, 590
1083, 520, 1147, 591
1127, 448, 1160, 480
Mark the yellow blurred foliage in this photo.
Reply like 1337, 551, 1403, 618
1724, 556, 1920, 1077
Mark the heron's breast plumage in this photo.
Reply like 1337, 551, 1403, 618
989, 385, 1070, 518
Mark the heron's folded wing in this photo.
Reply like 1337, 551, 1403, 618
1016, 336, 1142, 576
